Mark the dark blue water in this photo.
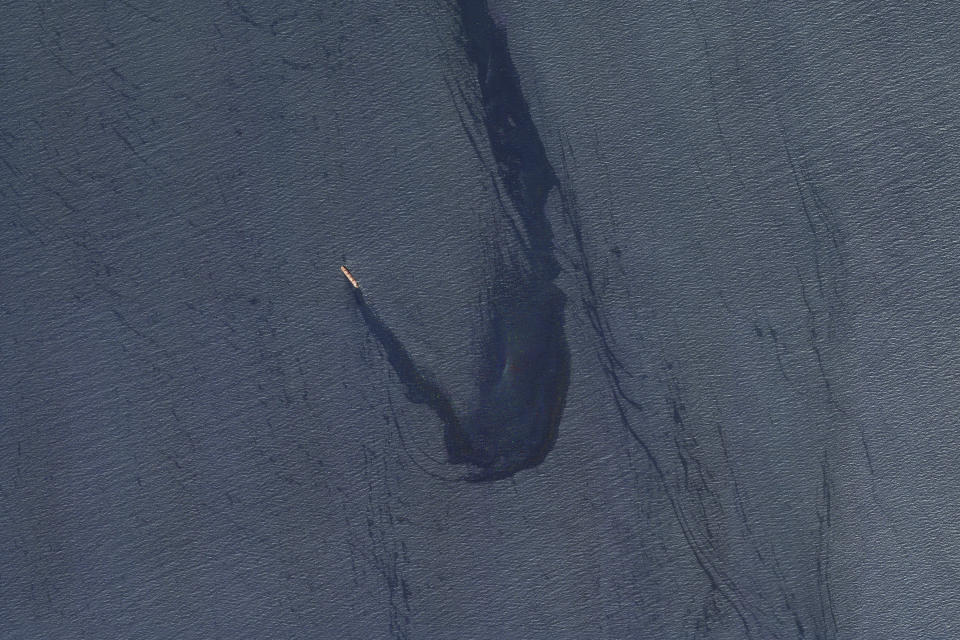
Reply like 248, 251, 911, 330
3, 1, 960, 638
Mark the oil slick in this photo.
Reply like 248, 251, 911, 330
343, 0, 572, 482
342, 263, 569, 482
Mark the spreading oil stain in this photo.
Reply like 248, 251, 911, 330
344, 0, 571, 482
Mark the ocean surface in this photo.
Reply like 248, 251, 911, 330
3, 2, 960, 638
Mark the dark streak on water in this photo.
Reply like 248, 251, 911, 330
350, 0, 570, 482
